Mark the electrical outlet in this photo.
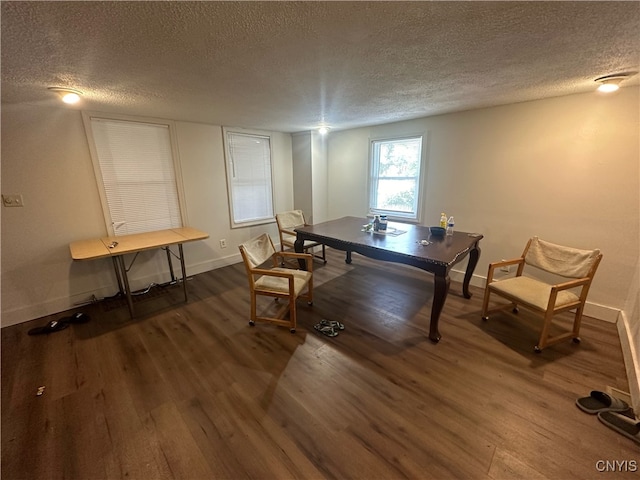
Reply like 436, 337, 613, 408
500, 260, 511, 273
2, 194, 24, 207
219, 239, 227, 249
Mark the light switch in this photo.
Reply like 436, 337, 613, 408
2, 194, 24, 207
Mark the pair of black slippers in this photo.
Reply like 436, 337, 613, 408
576, 390, 639, 445
27, 312, 90, 336
313, 319, 345, 337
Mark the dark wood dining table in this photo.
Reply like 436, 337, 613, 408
294, 216, 483, 343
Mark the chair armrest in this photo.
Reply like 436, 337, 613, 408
279, 251, 312, 259
490, 258, 525, 268
551, 277, 591, 292
278, 251, 314, 271
545, 277, 592, 310
487, 257, 524, 283
280, 227, 297, 236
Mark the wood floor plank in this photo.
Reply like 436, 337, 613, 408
96, 382, 174, 479
143, 400, 214, 479
178, 392, 263, 479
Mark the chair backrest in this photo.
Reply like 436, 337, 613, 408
523, 236, 601, 279
239, 233, 276, 270
276, 210, 305, 230
276, 210, 306, 245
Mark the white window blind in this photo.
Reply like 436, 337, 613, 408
224, 129, 274, 227
90, 118, 182, 235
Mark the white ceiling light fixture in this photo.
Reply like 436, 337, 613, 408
318, 126, 330, 135
48, 86, 83, 104
594, 74, 628, 93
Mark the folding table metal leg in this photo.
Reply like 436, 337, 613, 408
111, 256, 124, 294
164, 246, 177, 283
116, 255, 135, 318
178, 244, 188, 302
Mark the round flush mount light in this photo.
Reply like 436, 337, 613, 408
318, 126, 330, 135
48, 87, 83, 104
594, 74, 628, 93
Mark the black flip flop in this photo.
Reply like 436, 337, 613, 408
320, 319, 345, 330
61, 312, 90, 324
576, 391, 630, 414
314, 323, 338, 337
28, 319, 70, 336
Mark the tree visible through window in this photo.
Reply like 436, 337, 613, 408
370, 136, 423, 221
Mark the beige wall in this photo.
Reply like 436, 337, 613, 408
1, 106, 293, 326
311, 131, 329, 224
291, 132, 313, 220
291, 131, 329, 225
326, 88, 640, 321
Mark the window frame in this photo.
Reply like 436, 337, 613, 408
368, 133, 426, 223
222, 126, 275, 229
82, 111, 188, 236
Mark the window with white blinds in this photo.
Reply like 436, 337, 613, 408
223, 128, 274, 227
87, 117, 183, 236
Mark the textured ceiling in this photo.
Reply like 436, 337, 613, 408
2, 1, 639, 133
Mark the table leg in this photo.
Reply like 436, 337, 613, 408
165, 247, 177, 283
345, 251, 352, 264
294, 237, 306, 269
462, 242, 481, 299
111, 256, 124, 294
178, 244, 188, 303
429, 273, 450, 343
116, 255, 135, 318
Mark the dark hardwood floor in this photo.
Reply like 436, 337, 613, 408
2, 248, 638, 479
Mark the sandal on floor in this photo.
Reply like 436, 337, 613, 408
320, 319, 345, 330
314, 323, 338, 337
598, 411, 640, 445
576, 391, 630, 414
28, 319, 70, 336
60, 312, 90, 324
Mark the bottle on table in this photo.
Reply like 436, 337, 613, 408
379, 215, 388, 231
440, 212, 447, 228
446, 216, 455, 235
373, 215, 380, 231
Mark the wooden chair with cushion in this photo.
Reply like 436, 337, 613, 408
238, 233, 313, 333
276, 210, 326, 264
481, 236, 602, 352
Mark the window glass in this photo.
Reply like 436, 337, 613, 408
224, 128, 274, 227
370, 136, 423, 221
